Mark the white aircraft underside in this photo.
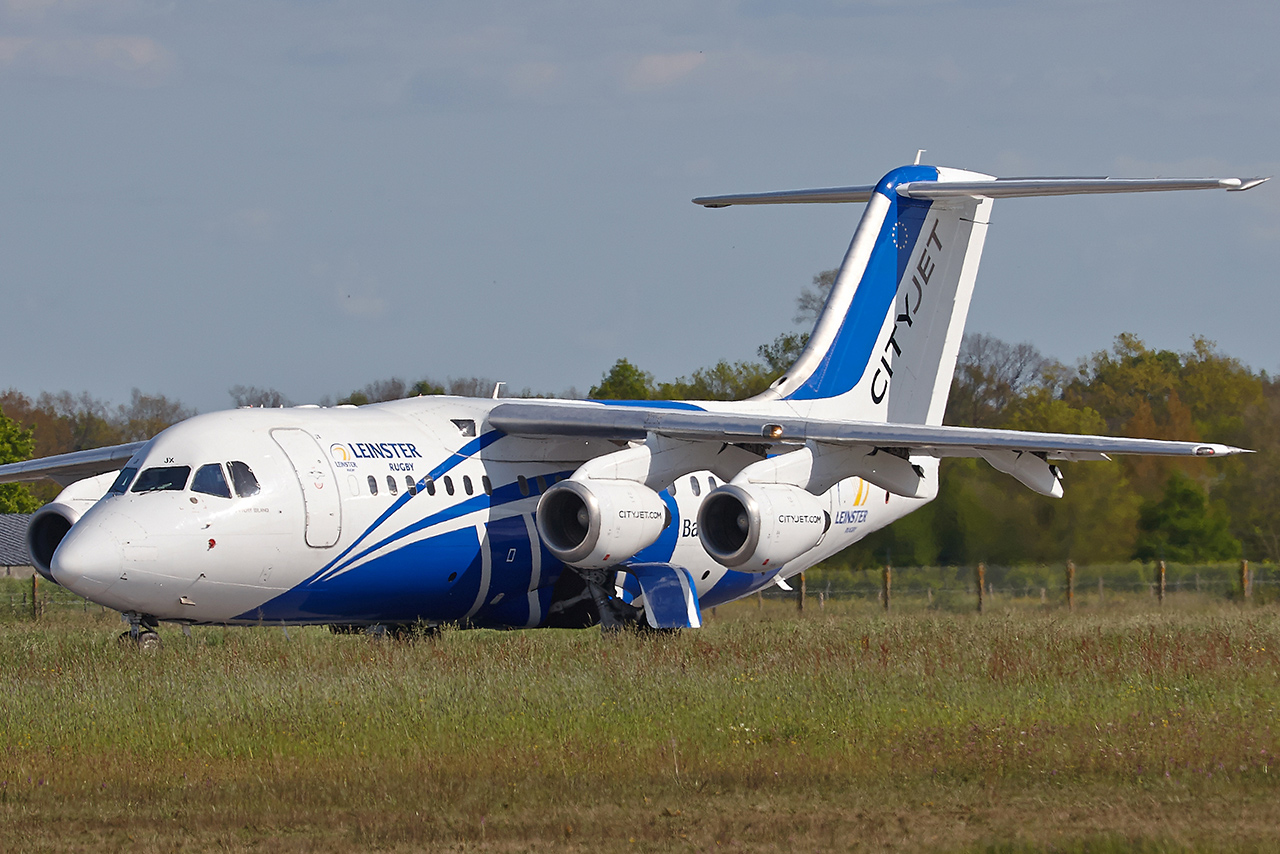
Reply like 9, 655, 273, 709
1, 163, 1264, 635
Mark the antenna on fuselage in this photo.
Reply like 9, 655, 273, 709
492, 382, 505, 399
914, 149, 926, 165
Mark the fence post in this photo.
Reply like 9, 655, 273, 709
882, 565, 891, 613
977, 563, 985, 615
797, 572, 806, 613
1157, 560, 1166, 606
1241, 560, 1251, 601
1098, 576, 1104, 605
1066, 561, 1075, 612
31, 574, 38, 620
756, 591, 764, 610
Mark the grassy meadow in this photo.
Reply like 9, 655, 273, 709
1, 577, 1279, 852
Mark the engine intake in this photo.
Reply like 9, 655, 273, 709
26, 503, 80, 582
23, 470, 123, 583
698, 483, 829, 572
536, 479, 670, 569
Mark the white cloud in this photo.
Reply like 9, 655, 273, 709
0, 34, 174, 86
626, 51, 706, 91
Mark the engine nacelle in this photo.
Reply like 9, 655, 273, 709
25, 471, 120, 582
697, 483, 829, 572
535, 479, 670, 569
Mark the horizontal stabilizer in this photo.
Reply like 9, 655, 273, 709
900, 176, 1269, 199
694, 185, 876, 207
694, 176, 1268, 207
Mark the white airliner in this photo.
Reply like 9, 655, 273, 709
0, 162, 1266, 644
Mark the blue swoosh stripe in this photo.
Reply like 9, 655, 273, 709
305, 429, 503, 584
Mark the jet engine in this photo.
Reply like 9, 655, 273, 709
25, 471, 119, 582
535, 479, 670, 569
697, 483, 829, 572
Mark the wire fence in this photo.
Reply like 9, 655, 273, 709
762, 561, 1276, 612
2, 561, 1274, 621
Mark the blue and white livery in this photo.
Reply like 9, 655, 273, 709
0, 163, 1265, 640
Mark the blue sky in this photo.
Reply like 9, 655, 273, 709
2, 0, 1277, 412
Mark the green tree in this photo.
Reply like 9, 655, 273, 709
794, 268, 838, 325
230, 386, 291, 407
757, 331, 808, 375
657, 359, 776, 401
116, 388, 194, 441
0, 406, 39, 513
1134, 470, 1240, 562
410, 379, 446, 396
590, 359, 655, 400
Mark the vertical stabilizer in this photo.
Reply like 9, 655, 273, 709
754, 165, 994, 425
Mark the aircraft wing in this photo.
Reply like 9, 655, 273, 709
0, 442, 146, 486
488, 402, 1247, 461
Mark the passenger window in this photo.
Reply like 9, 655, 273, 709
108, 467, 138, 495
444, 476, 455, 496
424, 477, 436, 496
690, 476, 701, 497
406, 476, 416, 496
708, 476, 718, 488
387, 476, 398, 496
348, 475, 360, 496
367, 475, 378, 495
518, 475, 530, 497
482, 475, 492, 496
463, 475, 473, 495
131, 466, 191, 493
192, 464, 232, 498
228, 461, 260, 497
535, 475, 547, 493
669, 480, 677, 496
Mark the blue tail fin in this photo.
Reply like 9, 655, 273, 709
754, 165, 994, 425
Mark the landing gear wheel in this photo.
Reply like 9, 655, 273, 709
117, 629, 163, 650
117, 612, 161, 650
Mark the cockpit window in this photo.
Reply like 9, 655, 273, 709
108, 467, 138, 495
131, 466, 191, 493
192, 463, 232, 498
227, 461, 260, 497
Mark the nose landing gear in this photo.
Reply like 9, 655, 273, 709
117, 612, 162, 650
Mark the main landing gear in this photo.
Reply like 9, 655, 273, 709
574, 568, 645, 633
117, 612, 162, 650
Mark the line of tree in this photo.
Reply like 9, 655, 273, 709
2, 269, 1277, 565
587, 271, 1279, 567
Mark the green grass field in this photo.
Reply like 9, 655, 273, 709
2, 579, 1279, 852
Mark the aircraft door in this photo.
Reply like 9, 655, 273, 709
271, 428, 342, 548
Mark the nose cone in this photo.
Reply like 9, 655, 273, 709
51, 521, 124, 600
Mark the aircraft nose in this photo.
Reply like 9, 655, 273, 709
51, 520, 125, 598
